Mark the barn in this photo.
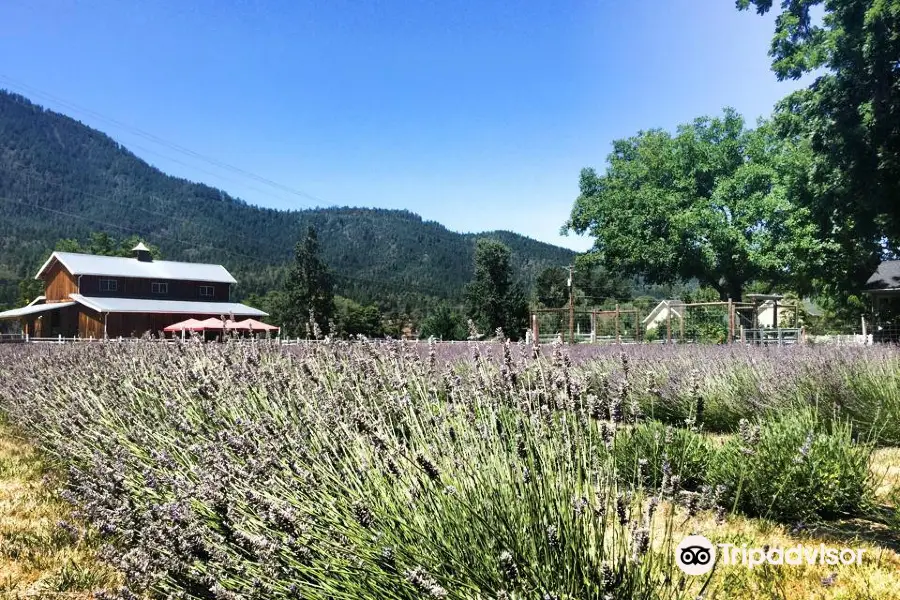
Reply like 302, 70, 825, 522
0, 244, 266, 339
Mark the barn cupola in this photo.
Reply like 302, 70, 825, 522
132, 242, 153, 262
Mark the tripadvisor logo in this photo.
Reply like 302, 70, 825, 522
675, 535, 866, 575
675, 535, 716, 575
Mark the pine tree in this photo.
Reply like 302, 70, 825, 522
465, 239, 528, 340
284, 227, 335, 337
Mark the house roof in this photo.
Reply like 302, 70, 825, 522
35, 252, 237, 284
642, 300, 686, 325
865, 260, 900, 291
0, 301, 76, 320
69, 294, 266, 316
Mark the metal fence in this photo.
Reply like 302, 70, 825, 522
531, 307, 642, 344
531, 300, 809, 345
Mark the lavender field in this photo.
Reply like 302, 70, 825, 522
0, 340, 898, 599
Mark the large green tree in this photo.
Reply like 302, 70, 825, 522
738, 0, 900, 297
333, 296, 383, 338
284, 227, 335, 337
565, 109, 826, 301
419, 302, 467, 340
465, 239, 529, 339
535, 266, 569, 308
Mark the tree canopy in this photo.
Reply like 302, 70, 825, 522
465, 239, 529, 339
565, 109, 828, 301
283, 227, 335, 337
55, 233, 162, 259
738, 0, 900, 300
419, 302, 467, 340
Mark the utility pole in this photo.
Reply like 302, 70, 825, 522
567, 265, 575, 344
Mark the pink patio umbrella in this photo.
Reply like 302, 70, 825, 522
196, 317, 227, 330
163, 318, 207, 333
232, 318, 279, 333
225, 319, 252, 331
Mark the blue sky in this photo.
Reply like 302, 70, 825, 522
0, 0, 805, 251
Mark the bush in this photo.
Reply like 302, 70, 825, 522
707, 409, 874, 522
614, 421, 711, 491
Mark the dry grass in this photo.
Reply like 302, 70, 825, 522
672, 446, 900, 600
873, 447, 900, 498
0, 425, 119, 599
688, 510, 900, 599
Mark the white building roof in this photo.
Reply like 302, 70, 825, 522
35, 252, 237, 284
642, 300, 686, 326
69, 294, 266, 316
0, 301, 76, 320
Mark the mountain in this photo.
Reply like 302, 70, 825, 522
0, 90, 576, 312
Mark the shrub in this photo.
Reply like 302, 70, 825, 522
707, 409, 874, 522
613, 421, 711, 491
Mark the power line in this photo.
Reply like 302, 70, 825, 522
124, 140, 302, 206
0, 74, 329, 206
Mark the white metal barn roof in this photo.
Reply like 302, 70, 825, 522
35, 252, 238, 284
69, 295, 267, 316
0, 301, 77, 320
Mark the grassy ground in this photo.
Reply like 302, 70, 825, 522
691, 447, 900, 599
0, 424, 119, 598
0, 425, 896, 599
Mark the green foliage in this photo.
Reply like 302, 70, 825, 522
614, 421, 712, 491
708, 410, 873, 522
534, 266, 568, 308
465, 239, 529, 339
17, 279, 44, 308
418, 302, 466, 340
55, 232, 161, 259
566, 109, 828, 302
573, 255, 634, 306
244, 290, 290, 331
284, 227, 335, 337
738, 0, 900, 309
0, 90, 575, 316
333, 296, 384, 338
888, 485, 900, 532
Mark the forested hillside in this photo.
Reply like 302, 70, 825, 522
0, 90, 574, 312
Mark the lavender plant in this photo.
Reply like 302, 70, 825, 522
0, 340, 710, 599
707, 408, 874, 522
0, 339, 891, 598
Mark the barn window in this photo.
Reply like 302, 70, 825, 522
199, 285, 215, 298
99, 279, 118, 292
151, 282, 169, 295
